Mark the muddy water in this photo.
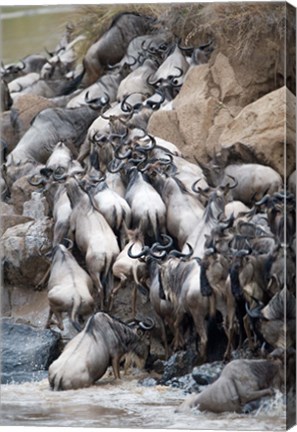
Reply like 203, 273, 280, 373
1, 5, 75, 64
1, 370, 286, 430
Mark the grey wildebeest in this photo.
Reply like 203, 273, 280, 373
66, 177, 120, 310
48, 312, 154, 390
177, 358, 282, 413
109, 228, 148, 316
202, 162, 283, 206
5, 105, 99, 185
82, 12, 155, 86
46, 242, 95, 332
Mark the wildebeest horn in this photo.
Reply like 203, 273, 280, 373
145, 88, 166, 110
107, 159, 126, 173
222, 175, 238, 191
114, 147, 132, 160
255, 194, 271, 206
139, 317, 155, 330
151, 234, 174, 252
121, 94, 134, 113
191, 178, 210, 195
127, 244, 150, 259
245, 302, 264, 319
17, 60, 26, 71
28, 174, 47, 186
169, 243, 193, 259
169, 67, 184, 85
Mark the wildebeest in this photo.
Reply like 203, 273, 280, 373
46, 242, 95, 332
177, 358, 282, 413
48, 312, 154, 390
5, 106, 98, 185
66, 177, 120, 310
82, 12, 155, 86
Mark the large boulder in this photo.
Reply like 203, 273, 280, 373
218, 86, 295, 177
10, 168, 45, 214
1, 217, 52, 287
1, 318, 62, 384
148, 58, 244, 165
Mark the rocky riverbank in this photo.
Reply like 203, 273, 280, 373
0, 4, 295, 422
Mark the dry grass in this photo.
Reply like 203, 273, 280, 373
67, 3, 295, 63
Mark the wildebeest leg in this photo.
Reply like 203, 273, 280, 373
45, 309, 54, 329
236, 382, 274, 405
243, 314, 256, 350
111, 355, 121, 380
172, 313, 184, 351
51, 309, 64, 331
189, 307, 208, 361
108, 275, 126, 311
223, 296, 236, 361
90, 271, 104, 311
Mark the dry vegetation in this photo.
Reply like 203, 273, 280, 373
68, 2, 295, 57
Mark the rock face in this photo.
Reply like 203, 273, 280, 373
218, 87, 295, 177
1, 218, 52, 287
1, 318, 62, 384
148, 55, 295, 178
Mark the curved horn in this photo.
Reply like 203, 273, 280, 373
223, 175, 238, 191
17, 60, 26, 71
28, 174, 47, 186
191, 178, 210, 195
245, 302, 264, 319
114, 147, 132, 160
139, 317, 155, 331
107, 159, 126, 173
121, 94, 134, 113
145, 88, 166, 110
169, 67, 184, 85
255, 194, 271, 206
127, 243, 149, 259
168, 243, 193, 259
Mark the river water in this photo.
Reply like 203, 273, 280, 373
0, 371, 287, 430
0, 5, 290, 432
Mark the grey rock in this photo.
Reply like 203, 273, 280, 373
1, 318, 62, 384
160, 350, 198, 384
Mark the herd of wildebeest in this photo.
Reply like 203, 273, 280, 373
1, 11, 296, 413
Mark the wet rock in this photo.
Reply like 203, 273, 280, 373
164, 373, 200, 394
192, 361, 223, 386
160, 350, 198, 384
138, 377, 159, 387
1, 318, 62, 384
1, 217, 52, 287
